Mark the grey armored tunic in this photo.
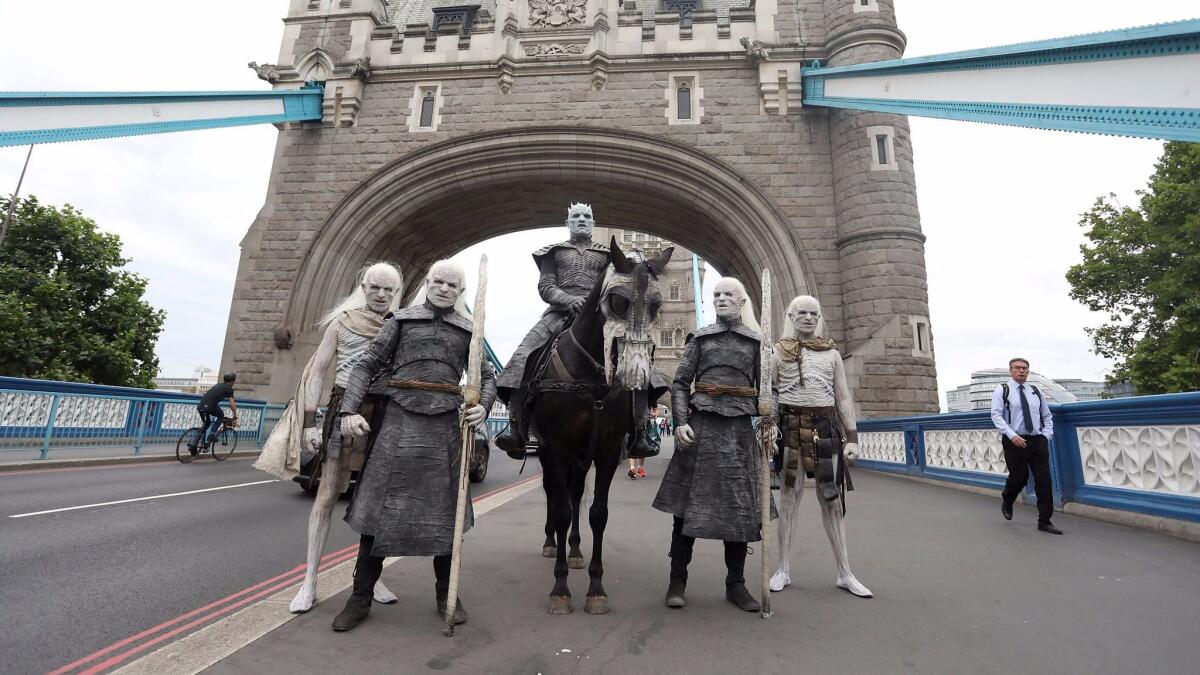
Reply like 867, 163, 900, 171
652, 320, 776, 542
496, 240, 610, 394
339, 303, 497, 558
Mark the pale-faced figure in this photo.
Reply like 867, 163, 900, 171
566, 203, 595, 241
362, 268, 399, 315
788, 296, 820, 339
426, 266, 464, 309
713, 279, 747, 323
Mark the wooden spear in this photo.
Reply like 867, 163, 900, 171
443, 254, 487, 637
758, 268, 774, 619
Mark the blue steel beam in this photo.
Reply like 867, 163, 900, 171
803, 19, 1200, 142
0, 85, 324, 147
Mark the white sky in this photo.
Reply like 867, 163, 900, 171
1, 1, 1195, 409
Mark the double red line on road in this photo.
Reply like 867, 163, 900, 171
51, 471, 543, 675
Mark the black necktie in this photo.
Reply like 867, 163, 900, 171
1018, 384, 1035, 435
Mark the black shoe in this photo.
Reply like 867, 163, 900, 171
1038, 523, 1064, 535
495, 429, 526, 460
628, 435, 656, 459
331, 596, 371, 631
725, 584, 760, 612
664, 580, 687, 608
1001, 503, 1013, 521
436, 594, 468, 625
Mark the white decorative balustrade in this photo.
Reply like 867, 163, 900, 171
857, 431, 905, 464
1078, 425, 1200, 497
924, 429, 1007, 476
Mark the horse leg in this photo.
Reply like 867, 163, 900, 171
584, 456, 618, 615
567, 465, 587, 569
541, 476, 556, 558
546, 457, 574, 614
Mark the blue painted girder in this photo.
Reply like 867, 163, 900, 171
0, 85, 324, 147
802, 18, 1200, 142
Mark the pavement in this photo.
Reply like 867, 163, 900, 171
178, 455, 1200, 675
0, 448, 538, 675
0, 443, 197, 468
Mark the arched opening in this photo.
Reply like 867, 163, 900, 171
284, 127, 817, 339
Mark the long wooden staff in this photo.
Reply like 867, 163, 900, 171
444, 254, 487, 638
757, 268, 774, 619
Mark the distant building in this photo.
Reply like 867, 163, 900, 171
1054, 379, 1108, 402
155, 365, 218, 394
945, 369, 1081, 412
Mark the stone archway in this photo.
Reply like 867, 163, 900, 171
284, 127, 818, 332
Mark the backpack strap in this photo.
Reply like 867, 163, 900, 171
1001, 383, 1010, 424
1030, 385, 1044, 431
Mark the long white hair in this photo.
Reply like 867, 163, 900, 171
410, 259, 471, 319
711, 277, 760, 332
781, 294, 826, 339
318, 262, 404, 328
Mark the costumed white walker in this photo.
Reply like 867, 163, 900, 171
253, 262, 404, 613
769, 295, 872, 598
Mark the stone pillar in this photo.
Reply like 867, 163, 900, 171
824, 0, 938, 416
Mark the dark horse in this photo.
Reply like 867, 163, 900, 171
531, 238, 673, 614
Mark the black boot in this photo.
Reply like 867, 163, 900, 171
666, 517, 694, 609
333, 536, 383, 632
433, 555, 468, 624
495, 392, 528, 460
724, 542, 760, 612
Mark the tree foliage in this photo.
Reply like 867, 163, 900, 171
1066, 142, 1200, 395
0, 196, 165, 387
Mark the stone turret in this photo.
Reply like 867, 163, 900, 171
823, 0, 938, 416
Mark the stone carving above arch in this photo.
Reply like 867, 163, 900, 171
528, 0, 587, 28
283, 127, 818, 335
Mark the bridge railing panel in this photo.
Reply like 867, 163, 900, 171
856, 392, 1200, 523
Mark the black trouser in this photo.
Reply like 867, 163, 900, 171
1001, 434, 1054, 526
350, 535, 451, 601
669, 517, 748, 586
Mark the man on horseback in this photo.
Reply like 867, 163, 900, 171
653, 277, 776, 613
495, 203, 656, 460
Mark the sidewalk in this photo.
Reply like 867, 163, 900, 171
0, 444, 259, 471
199, 463, 1200, 674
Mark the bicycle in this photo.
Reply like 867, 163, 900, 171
176, 416, 239, 463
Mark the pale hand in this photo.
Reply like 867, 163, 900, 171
566, 296, 585, 313
462, 404, 486, 429
844, 441, 859, 466
674, 424, 695, 448
303, 427, 323, 453
1010, 435, 1028, 449
341, 414, 370, 440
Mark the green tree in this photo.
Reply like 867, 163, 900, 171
0, 196, 165, 387
1066, 141, 1200, 395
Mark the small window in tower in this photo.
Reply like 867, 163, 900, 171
419, 93, 435, 128
854, 0, 879, 12
867, 126, 898, 171
660, 330, 674, 347
670, 285, 681, 301
623, 232, 633, 242
677, 83, 692, 120
636, 232, 646, 241
875, 135, 888, 165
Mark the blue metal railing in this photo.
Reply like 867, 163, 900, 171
0, 377, 285, 459
854, 392, 1200, 523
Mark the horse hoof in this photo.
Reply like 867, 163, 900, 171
547, 595, 573, 615
542, 545, 556, 558
584, 596, 610, 615
568, 556, 586, 570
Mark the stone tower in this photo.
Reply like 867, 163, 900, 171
222, 0, 938, 418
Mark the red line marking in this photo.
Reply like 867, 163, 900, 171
48, 545, 357, 675
54, 472, 544, 674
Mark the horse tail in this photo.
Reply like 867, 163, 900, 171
582, 464, 595, 512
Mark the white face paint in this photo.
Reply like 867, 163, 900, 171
713, 280, 745, 322
426, 268, 463, 309
789, 297, 821, 339
361, 269, 399, 315
566, 204, 594, 240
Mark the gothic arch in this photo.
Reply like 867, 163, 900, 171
284, 127, 819, 332
293, 48, 334, 82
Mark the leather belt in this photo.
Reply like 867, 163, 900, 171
387, 379, 462, 395
694, 382, 757, 398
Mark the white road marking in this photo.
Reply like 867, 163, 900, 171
8, 480, 280, 518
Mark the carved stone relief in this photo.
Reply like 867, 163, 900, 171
524, 42, 587, 57
529, 0, 587, 28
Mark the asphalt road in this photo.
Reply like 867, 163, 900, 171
0, 447, 538, 675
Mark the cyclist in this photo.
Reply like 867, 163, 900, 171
192, 372, 239, 451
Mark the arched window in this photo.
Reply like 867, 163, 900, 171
419, 92, 436, 128
677, 82, 692, 120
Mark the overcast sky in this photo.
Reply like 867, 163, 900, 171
1, 2, 1195, 408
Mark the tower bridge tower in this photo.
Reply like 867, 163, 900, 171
223, 0, 939, 417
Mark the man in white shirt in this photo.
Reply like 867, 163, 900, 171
990, 358, 1061, 534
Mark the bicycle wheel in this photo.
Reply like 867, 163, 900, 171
213, 427, 238, 460
176, 428, 203, 464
